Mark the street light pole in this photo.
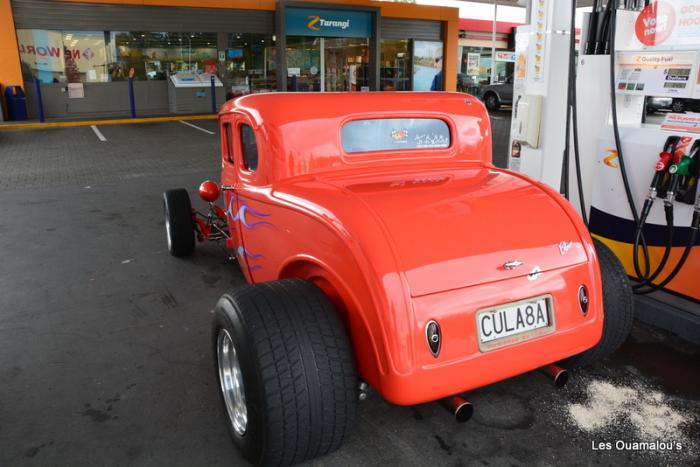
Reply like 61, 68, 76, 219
491, 0, 497, 84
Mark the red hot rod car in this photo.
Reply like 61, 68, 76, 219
162, 92, 633, 466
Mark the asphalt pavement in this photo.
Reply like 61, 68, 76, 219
0, 116, 698, 467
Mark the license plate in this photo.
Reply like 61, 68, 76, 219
476, 294, 555, 352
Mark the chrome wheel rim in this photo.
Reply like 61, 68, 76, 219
164, 212, 172, 251
217, 329, 247, 436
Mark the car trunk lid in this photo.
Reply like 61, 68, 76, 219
323, 167, 587, 297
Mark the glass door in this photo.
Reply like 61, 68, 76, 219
286, 36, 369, 92
380, 39, 411, 91
323, 37, 369, 92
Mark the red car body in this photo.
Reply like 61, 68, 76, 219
217, 92, 603, 406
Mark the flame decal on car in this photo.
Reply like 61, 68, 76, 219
226, 194, 273, 229
236, 245, 264, 260
226, 194, 271, 272
236, 245, 264, 271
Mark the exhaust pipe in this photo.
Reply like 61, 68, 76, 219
539, 364, 569, 388
439, 395, 473, 423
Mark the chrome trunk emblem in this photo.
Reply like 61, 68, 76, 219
528, 266, 543, 281
559, 241, 573, 255
503, 260, 525, 270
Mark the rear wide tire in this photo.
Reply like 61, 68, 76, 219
562, 238, 634, 367
212, 279, 357, 467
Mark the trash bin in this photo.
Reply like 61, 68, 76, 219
5, 86, 28, 121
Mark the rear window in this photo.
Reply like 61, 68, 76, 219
341, 118, 450, 154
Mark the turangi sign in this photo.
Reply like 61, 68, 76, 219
285, 7, 372, 38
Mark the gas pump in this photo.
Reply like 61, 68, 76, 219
508, 0, 700, 339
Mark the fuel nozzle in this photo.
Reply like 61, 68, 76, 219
677, 140, 700, 205
642, 136, 680, 219
663, 137, 687, 207
694, 188, 700, 227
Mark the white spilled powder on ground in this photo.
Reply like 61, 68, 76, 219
566, 380, 694, 441
567, 381, 636, 432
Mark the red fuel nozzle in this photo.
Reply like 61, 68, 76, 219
648, 137, 682, 204
659, 136, 682, 170
655, 151, 673, 172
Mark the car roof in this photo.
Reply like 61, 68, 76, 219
220, 92, 481, 127
219, 92, 492, 180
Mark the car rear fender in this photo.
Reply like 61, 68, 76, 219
271, 186, 418, 384
277, 256, 389, 392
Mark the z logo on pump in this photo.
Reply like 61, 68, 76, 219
603, 149, 619, 168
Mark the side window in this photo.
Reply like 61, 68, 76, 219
240, 124, 258, 172
223, 122, 234, 164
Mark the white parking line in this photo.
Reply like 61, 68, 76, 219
179, 120, 215, 135
90, 125, 107, 142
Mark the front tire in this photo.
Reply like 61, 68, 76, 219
671, 99, 685, 113
562, 238, 634, 367
213, 279, 357, 466
163, 189, 195, 257
484, 92, 500, 111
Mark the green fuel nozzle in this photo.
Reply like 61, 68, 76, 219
669, 156, 692, 177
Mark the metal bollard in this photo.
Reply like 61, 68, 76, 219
211, 75, 216, 114
34, 78, 45, 123
128, 77, 136, 118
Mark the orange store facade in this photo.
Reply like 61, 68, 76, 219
0, 0, 458, 119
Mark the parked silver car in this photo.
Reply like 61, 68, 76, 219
479, 76, 514, 111
645, 96, 700, 114
645, 96, 673, 113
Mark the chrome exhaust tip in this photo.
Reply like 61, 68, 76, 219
539, 364, 568, 388
440, 395, 473, 423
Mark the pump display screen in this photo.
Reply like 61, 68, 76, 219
667, 69, 690, 76
666, 69, 691, 81
616, 51, 697, 98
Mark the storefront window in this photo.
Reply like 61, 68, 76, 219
17, 29, 109, 84
286, 36, 321, 92
413, 40, 444, 91
458, 47, 515, 93
380, 39, 410, 91
108, 32, 217, 81
224, 33, 276, 97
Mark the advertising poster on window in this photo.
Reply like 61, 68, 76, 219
17, 29, 65, 83
413, 40, 443, 91
63, 31, 108, 83
513, 25, 530, 92
17, 29, 108, 83
495, 51, 516, 62
467, 53, 481, 76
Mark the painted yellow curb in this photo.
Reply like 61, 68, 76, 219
0, 114, 217, 130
